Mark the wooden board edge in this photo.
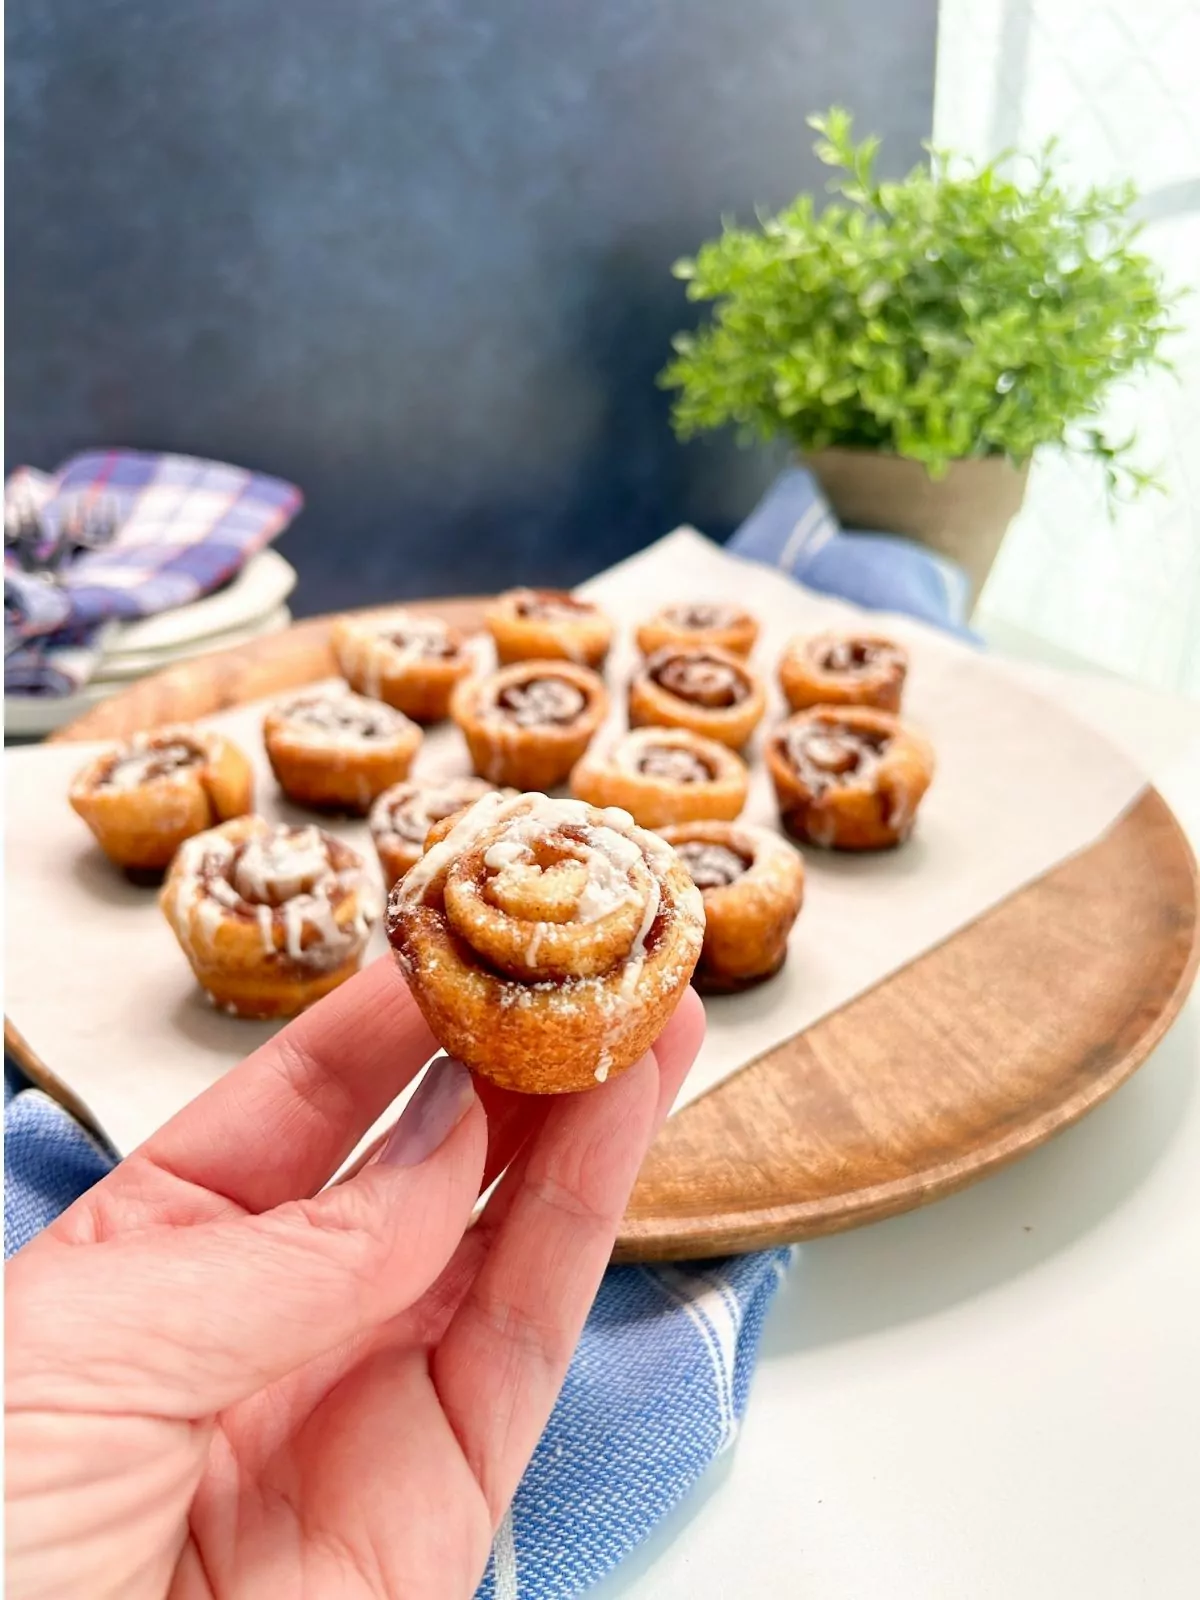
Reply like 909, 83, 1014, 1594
612, 795, 1200, 1262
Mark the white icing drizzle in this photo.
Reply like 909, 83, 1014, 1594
98, 729, 210, 790
370, 778, 493, 847
664, 602, 739, 630
169, 821, 377, 972
377, 610, 454, 663
594, 1047, 612, 1084
393, 792, 700, 1010
274, 689, 411, 746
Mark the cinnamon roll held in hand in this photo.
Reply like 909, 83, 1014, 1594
636, 601, 758, 660
368, 775, 502, 889
331, 610, 473, 722
661, 821, 804, 992
161, 816, 380, 1018
766, 707, 934, 850
570, 726, 748, 829
779, 631, 908, 714
387, 791, 704, 1093
263, 690, 421, 815
451, 659, 609, 790
69, 726, 254, 874
484, 588, 613, 669
628, 645, 765, 751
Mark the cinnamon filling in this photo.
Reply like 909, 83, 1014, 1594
676, 840, 751, 891
651, 653, 748, 709
496, 676, 587, 728
818, 638, 894, 675
513, 589, 592, 622
284, 695, 404, 741
388, 622, 457, 659
636, 744, 715, 785
785, 722, 891, 792
100, 738, 205, 788
665, 603, 737, 631
389, 784, 484, 845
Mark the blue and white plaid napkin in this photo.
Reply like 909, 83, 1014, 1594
4, 450, 302, 695
4, 466, 968, 1599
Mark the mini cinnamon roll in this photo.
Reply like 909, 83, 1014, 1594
766, 707, 934, 850
368, 776, 502, 889
161, 816, 380, 1018
570, 726, 748, 830
451, 659, 609, 790
331, 609, 473, 722
263, 689, 421, 815
661, 821, 805, 992
636, 601, 758, 660
485, 588, 612, 669
387, 791, 704, 1093
628, 645, 765, 751
68, 726, 254, 874
779, 631, 908, 713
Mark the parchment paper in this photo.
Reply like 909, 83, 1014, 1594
5, 529, 1154, 1156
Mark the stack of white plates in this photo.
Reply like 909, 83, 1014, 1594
5, 549, 298, 738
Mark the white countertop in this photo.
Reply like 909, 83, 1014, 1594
601, 664, 1200, 1600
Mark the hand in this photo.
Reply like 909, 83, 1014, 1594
5, 959, 704, 1600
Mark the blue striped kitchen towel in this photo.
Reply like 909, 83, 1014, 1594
5, 464, 972, 1598
4, 450, 302, 694
730, 464, 977, 639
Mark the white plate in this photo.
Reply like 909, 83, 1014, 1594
5, 607, 293, 738
107, 550, 297, 654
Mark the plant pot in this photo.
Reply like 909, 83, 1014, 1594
805, 448, 1030, 602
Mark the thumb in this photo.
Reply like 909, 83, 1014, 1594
8, 1058, 486, 1419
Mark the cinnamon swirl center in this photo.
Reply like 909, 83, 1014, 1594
496, 675, 587, 727
785, 722, 891, 792
282, 694, 407, 742
513, 589, 592, 622
817, 638, 896, 675
676, 840, 751, 891
100, 736, 206, 788
636, 744, 715, 785
665, 603, 738, 631
651, 653, 747, 709
386, 618, 458, 659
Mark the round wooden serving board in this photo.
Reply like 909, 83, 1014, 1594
22, 600, 1200, 1263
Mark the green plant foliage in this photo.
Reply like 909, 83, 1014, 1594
660, 108, 1181, 495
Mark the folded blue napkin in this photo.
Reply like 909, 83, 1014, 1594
4, 451, 302, 695
5, 466, 968, 1598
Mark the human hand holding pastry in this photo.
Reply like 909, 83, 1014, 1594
5, 958, 706, 1600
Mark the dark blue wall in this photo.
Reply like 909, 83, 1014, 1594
6, 1, 937, 613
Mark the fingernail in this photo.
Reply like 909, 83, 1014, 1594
379, 1056, 476, 1168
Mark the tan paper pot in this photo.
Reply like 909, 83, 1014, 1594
805, 448, 1030, 601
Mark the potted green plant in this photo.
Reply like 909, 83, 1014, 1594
661, 108, 1179, 597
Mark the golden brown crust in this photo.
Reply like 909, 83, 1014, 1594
661, 820, 805, 992
765, 706, 934, 851
368, 776, 501, 889
451, 659, 609, 789
484, 588, 612, 669
779, 631, 908, 714
570, 726, 749, 829
68, 726, 254, 872
628, 645, 766, 751
636, 602, 759, 659
160, 815, 380, 1018
387, 792, 705, 1093
263, 690, 421, 815
331, 611, 473, 722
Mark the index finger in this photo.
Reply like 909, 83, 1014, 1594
430, 987, 706, 1521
